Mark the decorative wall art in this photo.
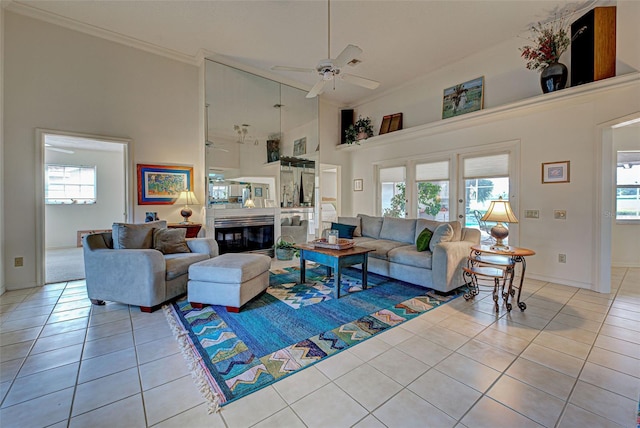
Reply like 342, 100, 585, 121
267, 139, 280, 163
542, 160, 570, 183
379, 113, 403, 135
293, 137, 307, 156
442, 76, 484, 119
137, 164, 193, 205
354, 178, 364, 192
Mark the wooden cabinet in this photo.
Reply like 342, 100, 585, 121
168, 223, 202, 238
571, 6, 616, 87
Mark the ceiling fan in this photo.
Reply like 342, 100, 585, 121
272, 0, 380, 98
205, 104, 229, 152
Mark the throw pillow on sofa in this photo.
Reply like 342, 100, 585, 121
281, 217, 291, 226
291, 215, 301, 226
153, 228, 191, 254
416, 228, 433, 252
112, 220, 167, 249
330, 222, 357, 239
429, 223, 454, 252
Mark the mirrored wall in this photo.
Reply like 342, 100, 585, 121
205, 60, 319, 241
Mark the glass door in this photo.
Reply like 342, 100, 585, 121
379, 166, 407, 217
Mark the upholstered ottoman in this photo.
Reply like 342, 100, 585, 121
187, 253, 271, 312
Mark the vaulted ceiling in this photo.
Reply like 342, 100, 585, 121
7, 0, 604, 105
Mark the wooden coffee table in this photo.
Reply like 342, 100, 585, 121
295, 244, 374, 299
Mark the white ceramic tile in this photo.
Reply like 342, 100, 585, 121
396, 336, 452, 366
1, 304, 54, 321
551, 312, 602, 333
314, 349, 364, 380
375, 325, 414, 346
0, 340, 33, 363
348, 336, 392, 362
434, 352, 501, 393
0, 326, 41, 347
78, 346, 137, 383
569, 380, 636, 427
544, 320, 597, 345
587, 346, 640, 378
0, 386, 74, 428
456, 339, 518, 372
47, 306, 91, 324
133, 321, 173, 345
143, 375, 206, 426
2, 362, 78, 407
69, 394, 146, 428
505, 357, 576, 400
532, 330, 591, 359
30, 328, 86, 355
252, 407, 307, 428
557, 403, 623, 428
475, 328, 531, 354
40, 317, 89, 337
0, 315, 49, 333
0, 359, 24, 383
72, 367, 141, 416
374, 388, 456, 428
594, 334, 640, 359
272, 365, 330, 404
408, 368, 482, 419
139, 352, 191, 391
220, 385, 287, 427
488, 374, 565, 427
599, 323, 640, 345
460, 396, 544, 428
82, 330, 135, 359
151, 403, 225, 428
521, 343, 584, 378
579, 361, 640, 400
291, 383, 369, 428
352, 414, 387, 428
335, 364, 403, 411
18, 343, 83, 377
88, 308, 131, 327
136, 335, 181, 365
368, 347, 430, 386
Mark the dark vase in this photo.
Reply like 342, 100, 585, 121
540, 62, 568, 93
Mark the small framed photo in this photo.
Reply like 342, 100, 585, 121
442, 76, 484, 119
353, 178, 363, 192
293, 137, 306, 156
254, 187, 263, 197
542, 161, 570, 183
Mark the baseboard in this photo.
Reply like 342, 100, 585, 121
526, 273, 593, 290
611, 262, 640, 268
5, 281, 39, 291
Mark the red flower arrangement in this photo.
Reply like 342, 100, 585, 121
520, 17, 572, 71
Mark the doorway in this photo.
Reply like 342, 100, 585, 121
36, 130, 132, 285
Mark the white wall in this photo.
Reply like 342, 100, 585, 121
612, 125, 640, 267
321, 4, 640, 290
4, 12, 201, 289
44, 147, 126, 249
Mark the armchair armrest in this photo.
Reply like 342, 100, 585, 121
432, 240, 475, 291
187, 238, 219, 258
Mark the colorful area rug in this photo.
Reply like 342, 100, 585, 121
164, 265, 461, 412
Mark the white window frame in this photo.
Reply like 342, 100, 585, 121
616, 150, 640, 224
45, 164, 97, 205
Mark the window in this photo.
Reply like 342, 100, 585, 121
45, 164, 96, 204
616, 151, 640, 221
416, 160, 450, 221
380, 166, 406, 218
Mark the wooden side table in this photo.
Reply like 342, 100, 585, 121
463, 245, 535, 312
168, 223, 202, 238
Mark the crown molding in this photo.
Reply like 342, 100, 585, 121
5, 1, 200, 66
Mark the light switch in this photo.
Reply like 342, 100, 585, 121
525, 210, 539, 219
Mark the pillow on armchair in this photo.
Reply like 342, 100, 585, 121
153, 228, 191, 254
112, 220, 167, 249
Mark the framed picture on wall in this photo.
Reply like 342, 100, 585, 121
293, 137, 307, 156
542, 160, 570, 183
442, 76, 484, 119
353, 178, 364, 192
137, 164, 193, 205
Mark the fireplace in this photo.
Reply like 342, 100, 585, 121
214, 215, 274, 257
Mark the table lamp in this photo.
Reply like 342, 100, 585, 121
174, 190, 199, 223
244, 198, 255, 208
480, 196, 518, 249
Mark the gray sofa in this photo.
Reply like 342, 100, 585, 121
281, 216, 309, 244
83, 220, 219, 312
338, 214, 480, 293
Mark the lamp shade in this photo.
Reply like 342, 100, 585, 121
481, 197, 518, 223
244, 198, 255, 208
174, 190, 200, 206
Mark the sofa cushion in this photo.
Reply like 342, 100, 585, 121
337, 216, 362, 237
331, 222, 357, 239
429, 223, 454, 252
356, 239, 407, 260
164, 253, 209, 281
358, 214, 383, 239
154, 228, 191, 254
414, 219, 462, 242
281, 217, 291, 226
112, 220, 167, 249
388, 246, 433, 270
291, 215, 301, 226
380, 217, 416, 244
416, 228, 433, 252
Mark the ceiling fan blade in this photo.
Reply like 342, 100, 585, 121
334, 44, 362, 68
341, 73, 380, 90
271, 65, 315, 73
306, 79, 328, 98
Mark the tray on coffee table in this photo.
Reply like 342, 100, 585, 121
310, 238, 355, 250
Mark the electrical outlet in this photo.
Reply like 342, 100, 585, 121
525, 210, 539, 219
554, 210, 567, 220
14, 257, 24, 267
558, 254, 566, 263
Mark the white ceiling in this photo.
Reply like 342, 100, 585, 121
8, 0, 604, 106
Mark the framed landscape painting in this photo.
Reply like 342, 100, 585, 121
137, 164, 193, 205
442, 76, 484, 119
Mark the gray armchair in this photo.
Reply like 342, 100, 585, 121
83, 221, 218, 312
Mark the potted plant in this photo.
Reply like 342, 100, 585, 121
520, 15, 586, 93
275, 235, 299, 260
345, 116, 374, 145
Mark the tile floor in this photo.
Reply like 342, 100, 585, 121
0, 265, 638, 428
